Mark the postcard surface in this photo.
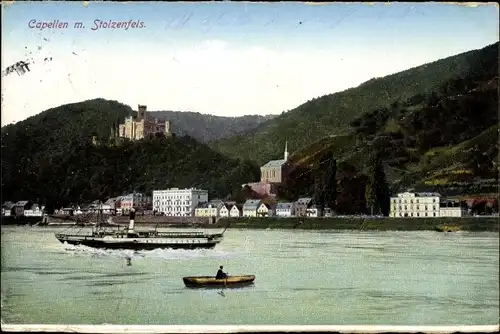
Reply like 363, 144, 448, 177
1, 1, 499, 328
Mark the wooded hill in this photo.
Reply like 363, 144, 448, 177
150, 110, 275, 143
1, 99, 260, 209
211, 43, 499, 199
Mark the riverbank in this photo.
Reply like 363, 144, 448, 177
1, 216, 42, 225
2, 216, 498, 232
208, 217, 499, 232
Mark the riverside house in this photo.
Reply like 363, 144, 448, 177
219, 203, 231, 217
229, 204, 242, 217
242, 199, 261, 217
194, 203, 209, 217
295, 197, 312, 217
24, 204, 45, 217
306, 204, 321, 217
439, 200, 469, 217
390, 192, 443, 218
195, 200, 225, 218
257, 202, 276, 217
104, 196, 122, 215
121, 192, 151, 214
276, 202, 295, 217
2, 201, 15, 216
13, 201, 33, 217
306, 205, 333, 217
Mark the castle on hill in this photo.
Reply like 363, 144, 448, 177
114, 105, 172, 141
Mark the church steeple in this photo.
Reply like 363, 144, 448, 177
284, 141, 289, 161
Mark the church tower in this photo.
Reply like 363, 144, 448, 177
284, 141, 289, 161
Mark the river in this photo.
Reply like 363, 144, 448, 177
1, 226, 498, 325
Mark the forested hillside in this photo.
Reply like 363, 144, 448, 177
150, 110, 275, 143
1, 100, 260, 210
273, 42, 498, 205
211, 43, 499, 167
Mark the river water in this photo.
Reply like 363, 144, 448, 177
1, 226, 498, 325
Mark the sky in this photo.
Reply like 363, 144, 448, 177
1, 2, 498, 125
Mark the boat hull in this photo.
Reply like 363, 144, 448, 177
57, 237, 220, 250
183, 275, 255, 288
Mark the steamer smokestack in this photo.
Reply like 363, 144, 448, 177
128, 208, 136, 233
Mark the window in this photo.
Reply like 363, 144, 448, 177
417, 213, 419, 217
433, 213, 436, 217
425, 213, 428, 217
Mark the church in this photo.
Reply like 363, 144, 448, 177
242, 142, 291, 197
260, 141, 290, 184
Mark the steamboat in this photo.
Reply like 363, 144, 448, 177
55, 209, 226, 250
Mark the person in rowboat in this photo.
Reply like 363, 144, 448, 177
215, 266, 227, 279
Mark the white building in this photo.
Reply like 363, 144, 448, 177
257, 203, 271, 217
24, 204, 45, 217
219, 204, 230, 217
390, 192, 441, 218
242, 199, 261, 217
229, 204, 242, 217
306, 205, 321, 217
275, 202, 295, 217
440, 201, 469, 217
153, 188, 208, 217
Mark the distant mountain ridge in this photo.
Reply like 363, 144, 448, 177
149, 110, 276, 143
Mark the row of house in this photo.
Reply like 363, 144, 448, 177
54, 192, 152, 216
2, 201, 45, 217
194, 198, 331, 218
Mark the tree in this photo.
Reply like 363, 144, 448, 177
365, 180, 376, 216
365, 151, 391, 216
311, 151, 337, 214
312, 164, 325, 212
323, 156, 337, 211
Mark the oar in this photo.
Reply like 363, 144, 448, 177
221, 222, 230, 235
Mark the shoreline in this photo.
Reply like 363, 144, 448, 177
1, 216, 498, 232
208, 217, 499, 232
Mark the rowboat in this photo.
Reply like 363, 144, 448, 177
182, 275, 255, 288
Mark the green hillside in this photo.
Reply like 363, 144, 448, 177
210, 43, 499, 167
1, 99, 260, 210
150, 110, 276, 143
210, 43, 498, 199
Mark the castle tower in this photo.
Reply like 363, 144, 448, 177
137, 105, 147, 120
165, 120, 171, 135
284, 141, 289, 161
